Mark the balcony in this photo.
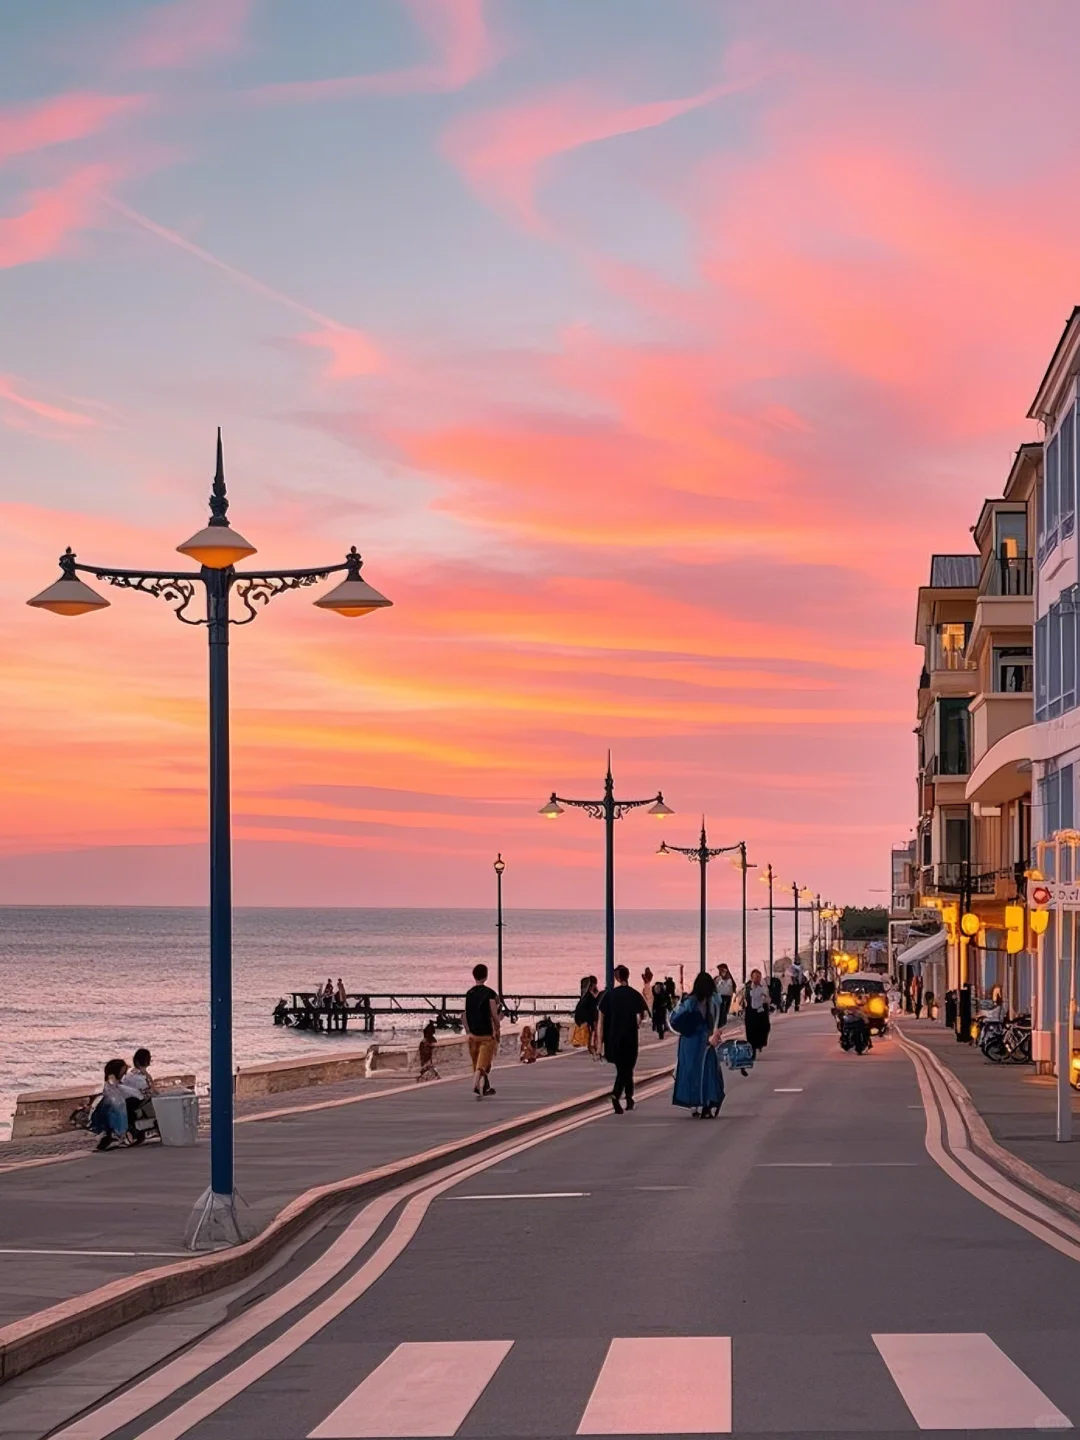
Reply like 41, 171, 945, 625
928, 864, 1007, 896
979, 554, 1033, 597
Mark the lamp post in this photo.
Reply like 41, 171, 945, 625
792, 882, 801, 969
760, 863, 776, 979
733, 842, 755, 984
27, 433, 391, 1249
658, 821, 744, 977
494, 853, 506, 1001
540, 754, 671, 990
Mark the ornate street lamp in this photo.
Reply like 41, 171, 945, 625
493, 853, 506, 1001
27, 433, 391, 1249
658, 820, 747, 978
541, 753, 671, 990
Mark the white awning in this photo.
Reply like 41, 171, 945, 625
898, 931, 946, 966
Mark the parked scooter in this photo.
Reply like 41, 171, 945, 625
838, 1008, 872, 1054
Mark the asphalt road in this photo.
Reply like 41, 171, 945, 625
9, 1008, 1080, 1440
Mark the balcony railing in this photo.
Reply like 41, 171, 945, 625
927, 863, 1015, 896
930, 635, 976, 671
979, 554, 1033, 597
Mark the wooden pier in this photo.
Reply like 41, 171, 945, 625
273, 990, 581, 1034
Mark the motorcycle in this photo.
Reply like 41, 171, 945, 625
838, 1008, 872, 1054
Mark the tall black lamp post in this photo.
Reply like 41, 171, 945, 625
27, 434, 391, 1249
658, 820, 744, 977
494, 853, 506, 1000
540, 754, 672, 990
761, 862, 776, 979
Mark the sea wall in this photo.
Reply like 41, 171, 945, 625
10, 1074, 196, 1140
9, 1026, 571, 1137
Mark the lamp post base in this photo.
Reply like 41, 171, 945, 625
185, 1186, 248, 1251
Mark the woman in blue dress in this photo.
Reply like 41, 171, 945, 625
671, 971, 725, 1118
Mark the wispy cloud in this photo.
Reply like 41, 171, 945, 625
0, 374, 101, 430
441, 71, 761, 230
0, 91, 145, 165
0, 164, 114, 269
103, 196, 384, 372
119, 0, 253, 72
245, 0, 498, 105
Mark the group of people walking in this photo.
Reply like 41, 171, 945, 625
458, 956, 806, 1121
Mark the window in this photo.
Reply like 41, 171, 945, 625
1036, 591, 1080, 721
1047, 432, 1060, 546
995, 511, 1027, 559
993, 646, 1033, 693
1064, 407, 1077, 537
935, 621, 971, 670
1039, 765, 1074, 840
942, 808, 969, 865
939, 698, 970, 775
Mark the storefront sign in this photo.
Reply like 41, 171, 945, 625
1031, 883, 1080, 910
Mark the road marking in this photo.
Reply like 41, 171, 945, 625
635, 1185, 690, 1191
758, 1162, 832, 1167
0, 1248, 187, 1258
873, 1332, 1071, 1430
578, 1337, 731, 1434
773, 1087, 803, 1092
309, 1341, 513, 1438
443, 1192, 588, 1200
57, 1078, 671, 1440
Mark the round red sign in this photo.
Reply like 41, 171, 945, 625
1031, 885, 1051, 906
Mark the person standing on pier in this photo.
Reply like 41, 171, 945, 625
464, 963, 500, 1100
597, 965, 647, 1114
715, 963, 736, 1025
743, 968, 772, 1057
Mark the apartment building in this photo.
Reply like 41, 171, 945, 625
1027, 307, 1080, 1068
911, 455, 1036, 1019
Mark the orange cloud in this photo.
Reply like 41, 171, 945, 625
246, 0, 498, 105
0, 91, 145, 164
297, 328, 384, 380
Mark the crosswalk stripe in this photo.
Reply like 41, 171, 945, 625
308, 1341, 514, 1438
577, 1337, 731, 1435
873, 1332, 1072, 1431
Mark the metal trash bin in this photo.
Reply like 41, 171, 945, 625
153, 1090, 199, 1146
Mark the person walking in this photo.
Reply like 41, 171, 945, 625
715, 963, 736, 1025
650, 978, 670, 1038
640, 967, 654, 1014
464, 962, 500, 1100
573, 976, 601, 1057
912, 975, 924, 1019
596, 965, 647, 1113
768, 972, 783, 1012
671, 971, 725, 1118
786, 960, 804, 1014
743, 968, 772, 1057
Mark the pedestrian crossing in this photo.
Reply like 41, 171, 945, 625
300, 1333, 1074, 1436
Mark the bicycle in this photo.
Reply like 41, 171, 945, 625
983, 1020, 1032, 1064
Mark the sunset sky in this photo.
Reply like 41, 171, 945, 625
0, 0, 1075, 909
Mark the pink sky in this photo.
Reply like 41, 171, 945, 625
0, 0, 1073, 908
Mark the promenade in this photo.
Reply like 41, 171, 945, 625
0, 1037, 675, 1332
9, 1009, 1080, 1440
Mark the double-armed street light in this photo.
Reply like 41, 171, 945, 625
27, 433, 391, 1249
658, 822, 750, 980
759, 863, 776, 978
540, 754, 672, 990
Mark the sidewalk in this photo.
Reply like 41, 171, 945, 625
0, 1038, 674, 1333
900, 1018, 1080, 1196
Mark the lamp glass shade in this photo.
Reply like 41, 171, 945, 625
177, 524, 256, 569
27, 575, 110, 616
1030, 908, 1050, 935
648, 798, 674, 817
960, 911, 980, 937
493, 855, 505, 875
314, 575, 392, 618
538, 798, 564, 818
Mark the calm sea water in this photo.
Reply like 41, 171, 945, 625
0, 907, 793, 1138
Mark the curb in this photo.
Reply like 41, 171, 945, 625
0, 1064, 673, 1386
895, 1026, 1080, 1224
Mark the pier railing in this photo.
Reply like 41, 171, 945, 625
280, 991, 581, 1033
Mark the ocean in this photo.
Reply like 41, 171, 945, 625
0, 906, 794, 1138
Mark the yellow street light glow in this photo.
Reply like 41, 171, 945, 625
960, 912, 980, 937
1030, 909, 1050, 935
648, 797, 674, 818
538, 796, 564, 819
27, 570, 110, 616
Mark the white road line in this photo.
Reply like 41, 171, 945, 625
578, 1337, 731, 1435
773, 1087, 803, 1092
443, 1192, 588, 1200
757, 1162, 832, 1167
309, 1340, 513, 1438
57, 1078, 670, 1440
873, 1332, 1071, 1430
